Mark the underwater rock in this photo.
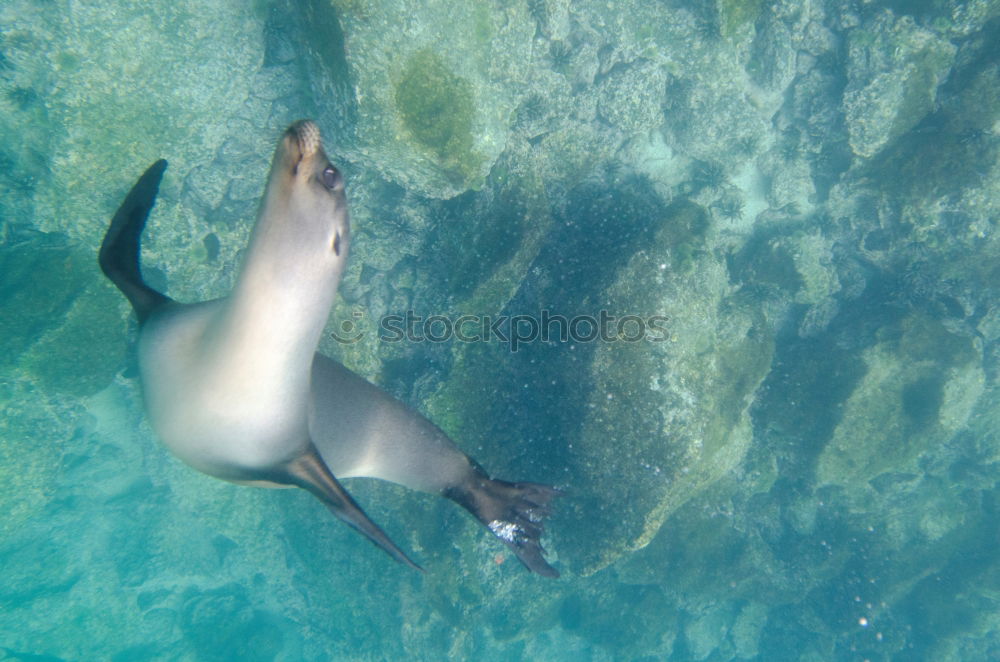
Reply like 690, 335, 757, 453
0, 380, 66, 537
422, 180, 771, 577
843, 12, 956, 159
685, 603, 735, 660
0, 230, 125, 397
789, 230, 840, 306
950, 0, 1000, 36
747, 13, 796, 92
662, 46, 770, 165
180, 584, 287, 662
6, 1, 266, 245
731, 600, 768, 659
761, 147, 818, 213
717, 0, 767, 40
301, 0, 534, 198
817, 312, 983, 493
562, 236, 773, 575
593, 60, 668, 134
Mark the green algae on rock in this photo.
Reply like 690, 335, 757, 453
395, 50, 481, 187
718, 0, 766, 39
305, 0, 533, 198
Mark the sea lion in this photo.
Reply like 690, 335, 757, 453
99, 120, 559, 577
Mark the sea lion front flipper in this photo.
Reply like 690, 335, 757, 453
445, 469, 561, 578
99, 160, 172, 324
285, 445, 423, 572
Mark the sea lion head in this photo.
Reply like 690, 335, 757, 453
259, 120, 350, 272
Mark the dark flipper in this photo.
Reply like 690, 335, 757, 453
285, 445, 423, 572
445, 466, 561, 578
99, 159, 172, 324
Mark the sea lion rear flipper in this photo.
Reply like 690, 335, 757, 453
99, 159, 172, 324
286, 445, 423, 572
445, 471, 561, 578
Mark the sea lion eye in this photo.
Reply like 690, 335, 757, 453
321, 166, 342, 190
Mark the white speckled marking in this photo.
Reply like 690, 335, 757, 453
488, 520, 522, 543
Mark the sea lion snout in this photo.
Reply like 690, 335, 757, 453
287, 119, 322, 159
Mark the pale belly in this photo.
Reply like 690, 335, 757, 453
137, 301, 311, 482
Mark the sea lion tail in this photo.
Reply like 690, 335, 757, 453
99, 160, 172, 324
445, 470, 562, 578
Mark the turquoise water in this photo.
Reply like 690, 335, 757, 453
2, 0, 1000, 659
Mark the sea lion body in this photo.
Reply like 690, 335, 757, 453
139, 300, 304, 483
138, 121, 345, 485
99, 121, 559, 577
310, 353, 473, 491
